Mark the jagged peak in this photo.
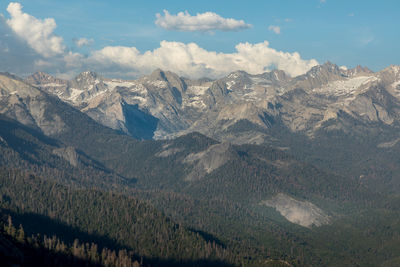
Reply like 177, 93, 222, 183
226, 70, 250, 79
75, 70, 100, 81
30, 71, 51, 78
317, 61, 340, 72
25, 71, 64, 84
303, 62, 342, 78
382, 65, 400, 74
0, 72, 41, 96
345, 65, 374, 77
146, 69, 187, 92
150, 68, 165, 77
0, 72, 23, 81
354, 65, 373, 73
148, 68, 182, 82
259, 69, 289, 81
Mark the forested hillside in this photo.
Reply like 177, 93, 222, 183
0, 72, 399, 266
0, 169, 247, 266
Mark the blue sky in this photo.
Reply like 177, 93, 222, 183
0, 0, 398, 78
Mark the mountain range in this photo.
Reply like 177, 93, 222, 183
23, 63, 400, 143
1, 63, 400, 266
14, 62, 400, 192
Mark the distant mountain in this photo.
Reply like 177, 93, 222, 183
0, 71, 143, 177
25, 63, 400, 143
25, 69, 200, 139
23, 64, 400, 192
0, 114, 126, 189
0, 66, 399, 266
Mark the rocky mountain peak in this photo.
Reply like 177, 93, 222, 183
18, 63, 400, 144
377, 65, 400, 86
149, 68, 168, 81
259, 69, 290, 83
308, 62, 342, 76
0, 72, 25, 82
0, 73, 39, 97
223, 70, 253, 91
147, 69, 187, 93
346, 65, 374, 77
25, 72, 66, 86
75, 71, 100, 83
382, 65, 400, 75
292, 62, 345, 90
227, 70, 250, 78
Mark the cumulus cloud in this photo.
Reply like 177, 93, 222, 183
0, 14, 40, 74
155, 10, 251, 32
6, 2, 65, 58
0, 4, 318, 80
89, 40, 318, 78
268, 25, 281, 34
74, 37, 94, 47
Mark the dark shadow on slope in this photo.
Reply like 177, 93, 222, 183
0, 232, 105, 267
2, 209, 125, 251
0, 114, 59, 147
187, 228, 226, 248
0, 115, 122, 182
123, 103, 159, 140
1, 210, 234, 267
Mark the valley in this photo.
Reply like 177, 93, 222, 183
1, 64, 400, 266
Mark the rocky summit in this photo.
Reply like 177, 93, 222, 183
22, 63, 400, 146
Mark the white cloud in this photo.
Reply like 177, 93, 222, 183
89, 40, 318, 78
0, 4, 318, 80
0, 14, 40, 74
74, 37, 94, 47
6, 2, 65, 58
64, 51, 85, 68
320, 0, 326, 3
268, 25, 281, 34
155, 10, 251, 32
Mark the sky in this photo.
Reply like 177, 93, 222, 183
0, 0, 399, 79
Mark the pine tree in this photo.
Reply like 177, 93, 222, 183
6, 215, 16, 237
17, 224, 25, 243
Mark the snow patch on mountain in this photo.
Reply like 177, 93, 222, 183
313, 76, 378, 96
104, 80, 136, 90
69, 88, 84, 102
391, 80, 400, 89
41, 83, 65, 87
186, 85, 209, 96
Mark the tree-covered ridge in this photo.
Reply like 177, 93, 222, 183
0, 214, 142, 267
1, 88, 399, 266
0, 169, 243, 266
0, 115, 126, 189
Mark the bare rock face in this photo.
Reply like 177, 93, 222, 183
0, 73, 67, 136
22, 63, 400, 145
260, 193, 330, 228
52, 146, 79, 167
183, 142, 233, 181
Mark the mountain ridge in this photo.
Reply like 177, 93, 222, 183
1, 64, 400, 266
23, 62, 395, 142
